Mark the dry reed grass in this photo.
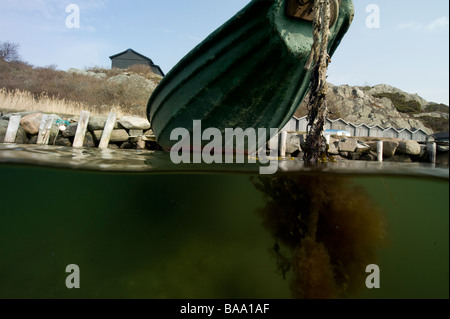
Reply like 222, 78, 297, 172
0, 88, 126, 117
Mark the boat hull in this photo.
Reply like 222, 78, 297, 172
147, 0, 354, 150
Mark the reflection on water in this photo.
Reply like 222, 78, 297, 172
252, 175, 387, 298
0, 144, 448, 179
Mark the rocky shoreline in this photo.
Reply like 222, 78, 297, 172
276, 132, 449, 166
1, 111, 161, 150
1, 110, 448, 166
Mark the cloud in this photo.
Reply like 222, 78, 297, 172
397, 22, 420, 30
426, 17, 449, 31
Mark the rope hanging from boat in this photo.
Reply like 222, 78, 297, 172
303, 0, 332, 164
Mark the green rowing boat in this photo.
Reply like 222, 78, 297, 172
147, 0, 354, 150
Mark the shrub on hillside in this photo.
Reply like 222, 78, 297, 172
417, 116, 449, 133
424, 103, 449, 114
373, 92, 422, 114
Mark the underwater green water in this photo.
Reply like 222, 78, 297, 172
0, 146, 448, 299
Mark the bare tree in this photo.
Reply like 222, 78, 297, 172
0, 41, 21, 62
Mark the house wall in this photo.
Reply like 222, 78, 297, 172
369, 127, 383, 137
331, 120, 347, 131
398, 130, 413, 140
150, 65, 164, 77
412, 131, 427, 141
111, 51, 151, 69
291, 116, 428, 141
384, 128, 398, 138
354, 125, 369, 137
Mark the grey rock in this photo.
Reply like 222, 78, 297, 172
385, 154, 413, 163
16, 126, 29, 144
129, 129, 144, 137
108, 143, 120, 149
88, 115, 121, 131
0, 119, 9, 130
347, 152, 361, 160
396, 140, 421, 155
118, 116, 150, 130
54, 137, 72, 146
353, 88, 364, 99
355, 140, 371, 154
367, 141, 378, 152
144, 129, 154, 136
286, 133, 302, 154
136, 138, 146, 149
418, 145, 428, 158
62, 123, 78, 137
88, 116, 108, 131
29, 135, 38, 144
382, 141, 399, 158
338, 138, 357, 152
83, 132, 96, 148
361, 153, 378, 161
92, 129, 129, 142
67, 68, 107, 79
120, 140, 135, 149
328, 141, 339, 155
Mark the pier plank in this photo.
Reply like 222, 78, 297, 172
73, 111, 90, 148
98, 111, 117, 149
4, 115, 22, 143
36, 114, 55, 145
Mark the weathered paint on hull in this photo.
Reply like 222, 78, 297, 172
147, 0, 354, 150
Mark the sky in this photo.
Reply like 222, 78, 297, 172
0, 0, 449, 104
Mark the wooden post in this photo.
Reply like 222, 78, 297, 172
98, 111, 117, 149
279, 130, 287, 157
36, 114, 55, 145
377, 140, 383, 162
427, 141, 436, 164
4, 115, 22, 143
73, 111, 90, 148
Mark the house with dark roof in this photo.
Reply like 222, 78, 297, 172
282, 116, 429, 141
432, 132, 449, 142
109, 49, 164, 76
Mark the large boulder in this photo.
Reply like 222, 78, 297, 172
54, 137, 72, 146
286, 133, 302, 154
20, 112, 43, 135
361, 152, 378, 161
0, 119, 9, 132
382, 141, 399, 158
367, 140, 399, 158
83, 132, 96, 148
118, 116, 150, 130
88, 115, 121, 131
62, 123, 78, 138
328, 140, 339, 155
385, 154, 413, 163
92, 129, 129, 143
396, 140, 421, 156
338, 138, 357, 152
355, 140, 371, 154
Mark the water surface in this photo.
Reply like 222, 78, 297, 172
0, 144, 448, 299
